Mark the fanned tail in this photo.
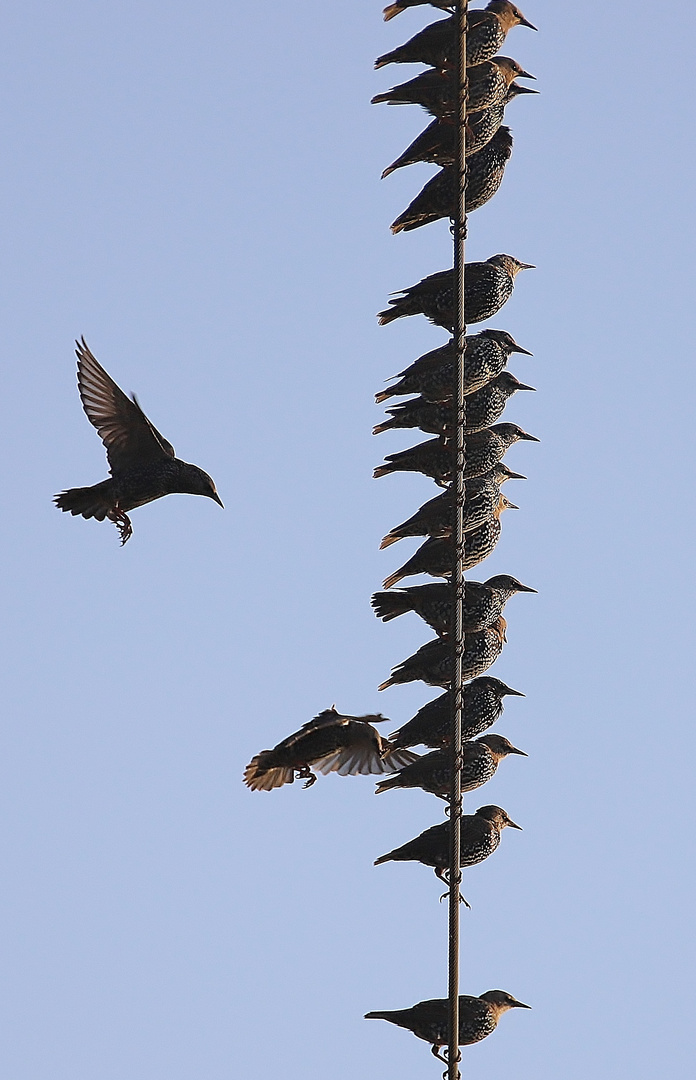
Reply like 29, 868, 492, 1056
53, 479, 115, 521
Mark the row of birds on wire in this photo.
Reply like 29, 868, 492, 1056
245, 0, 540, 1060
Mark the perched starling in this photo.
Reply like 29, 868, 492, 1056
243, 707, 418, 791
372, 574, 536, 636
374, 423, 537, 486
466, 56, 536, 113
389, 677, 524, 750
382, 500, 512, 588
455, 371, 536, 433
390, 126, 513, 233
379, 470, 521, 549
381, 82, 537, 176
374, 373, 535, 436
377, 255, 535, 330
376, 9, 536, 69
378, 617, 506, 690
365, 990, 530, 1061
372, 69, 457, 119
54, 339, 223, 545
376, 329, 532, 404
374, 436, 451, 485
373, 804, 521, 879
375, 734, 527, 797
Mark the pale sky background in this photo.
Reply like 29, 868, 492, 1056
1, 1, 695, 1077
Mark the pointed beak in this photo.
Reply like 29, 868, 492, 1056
211, 492, 224, 507
519, 431, 540, 442
516, 583, 537, 593
506, 817, 523, 830
513, 999, 532, 1009
508, 745, 528, 757
511, 343, 533, 356
504, 469, 527, 480
505, 501, 519, 510
515, 381, 536, 392
518, 69, 536, 80
514, 84, 540, 95
503, 686, 525, 697
517, 262, 536, 270
520, 17, 537, 30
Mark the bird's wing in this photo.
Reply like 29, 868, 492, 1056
75, 338, 176, 472
314, 741, 419, 778
381, 747, 421, 772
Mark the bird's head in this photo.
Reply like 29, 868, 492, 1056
491, 678, 525, 699
480, 329, 533, 356
505, 81, 540, 102
493, 56, 536, 84
491, 422, 540, 444
488, 2, 537, 31
497, 372, 536, 394
477, 734, 528, 760
497, 493, 519, 513
483, 574, 537, 595
489, 462, 527, 484
476, 805, 522, 831
478, 989, 531, 1015
178, 463, 224, 506
487, 253, 536, 278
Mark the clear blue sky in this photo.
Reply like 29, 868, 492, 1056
1, 1, 695, 1077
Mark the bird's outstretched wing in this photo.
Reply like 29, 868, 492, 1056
75, 338, 176, 472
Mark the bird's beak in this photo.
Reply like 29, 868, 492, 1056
512, 999, 532, 1009
211, 492, 224, 507
520, 17, 537, 30
519, 431, 540, 442
515, 381, 536, 391
518, 69, 536, 80
503, 686, 525, 697
518, 262, 536, 270
511, 83, 540, 95
506, 817, 523, 830
516, 583, 538, 593
504, 469, 527, 480
506, 501, 519, 510
511, 343, 533, 356
509, 746, 528, 757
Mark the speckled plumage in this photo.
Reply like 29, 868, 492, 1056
372, 573, 536, 635
365, 989, 530, 1061
373, 803, 521, 875
375, 734, 527, 797
378, 617, 506, 690
389, 677, 524, 750
376, 6, 536, 68
390, 126, 513, 233
377, 255, 535, 330
376, 329, 532, 405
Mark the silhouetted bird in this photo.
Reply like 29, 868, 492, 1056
376, 9, 536, 69
243, 707, 417, 791
54, 339, 223, 545
382, 499, 513, 587
379, 470, 521, 548
365, 990, 530, 1062
374, 436, 451, 485
376, 329, 532, 404
375, 734, 527, 797
376, 423, 536, 487
377, 255, 534, 330
372, 67, 537, 123
390, 126, 513, 233
460, 421, 540, 479
372, 574, 536, 635
389, 677, 524, 749
374, 372, 535, 436
378, 618, 506, 690
374, 804, 521, 881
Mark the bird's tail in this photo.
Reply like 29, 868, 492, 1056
53, 480, 115, 521
373, 851, 397, 866
243, 753, 295, 791
371, 590, 412, 622
382, 3, 404, 21
372, 417, 398, 434
365, 1009, 400, 1020
379, 531, 401, 549
373, 463, 395, 479
374, 774, 402, 794
382, 565, 408, 590
375, 386, 397, 404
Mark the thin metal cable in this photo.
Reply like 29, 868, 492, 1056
448, 3, 467, 1079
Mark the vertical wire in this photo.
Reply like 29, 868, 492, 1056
448, 2, 467, 1079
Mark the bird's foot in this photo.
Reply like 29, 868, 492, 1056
108, 509, 133, 545
440, 1046, 462, 1079
431, 1045, 448, 1065
296, 766, 317, 789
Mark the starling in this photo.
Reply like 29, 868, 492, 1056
466, 56, 536, 113
374, 423, 537, 486
376, 329, 532, 404
382, 499, 513, 588
372, 574, 536, 636
373, 804, 521, 879
389, 677, 524, 750
461, 421, 539, 478
379, 469, 522, 549
372, 69, 457, 119
375, 9, 536, 69
381, 81, 537, 176
377, 255, 535, 330
365, 989, 530, 1061
375, 734, 527, 797
373, 373, 535, 436
243, 707, 418, 791
54, 338, 223, 545
374, 436, 451, 485
390, 126, 513, 233
378, 617, 506, 690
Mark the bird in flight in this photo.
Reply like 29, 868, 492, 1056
54, 338, 223, 545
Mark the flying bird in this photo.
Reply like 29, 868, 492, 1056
54, 339, 223, 544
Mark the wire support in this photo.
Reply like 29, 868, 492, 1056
448, 3, 468, 1079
